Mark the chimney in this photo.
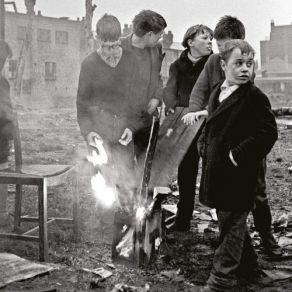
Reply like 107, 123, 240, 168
122, 24, 132, 36
162, 31, 173, 49
37, 10, 42, 16
271, 19, 275, 29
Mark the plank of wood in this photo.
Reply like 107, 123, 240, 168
149, 107, 205, 189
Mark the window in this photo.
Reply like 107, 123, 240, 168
37, 29, 51, 42
55, 31, 68, 44
45, 62, 56, 80
8, 60, 17, 79
17, 26, 27, 40
22, 79, 32, 94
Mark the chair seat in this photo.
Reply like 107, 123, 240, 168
0, 164, 73, 186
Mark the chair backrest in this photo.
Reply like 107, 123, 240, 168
13, 111, 22, 166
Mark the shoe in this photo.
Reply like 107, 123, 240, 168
261, 234, 283, 257
237, 267, 264, 284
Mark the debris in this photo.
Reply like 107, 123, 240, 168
209, 209, 218, 222
82, 267, 113, 279
105, 262, 116, 270
278, 237, 292, 247
153, 186, 171, 199
289, 166, 292, 174
262, 269, 292, 282
111, 283, 150, 292
195, 213, 212, 221
197, 223, 210, 233
172, 190, 179, 197
273, 213, 289, 231
0, 253, 55, 288
275, 265, 292, 271
160, 269, 179, 279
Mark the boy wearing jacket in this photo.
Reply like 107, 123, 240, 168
197, 40, 277, 292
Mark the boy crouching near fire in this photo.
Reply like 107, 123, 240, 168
197, 40, 278, 291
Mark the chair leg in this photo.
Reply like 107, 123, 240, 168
13, 184, 22, 232
39, 178, 48, 262
72, 171, 80, 239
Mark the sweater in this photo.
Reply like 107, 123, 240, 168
76, 50, 143, 142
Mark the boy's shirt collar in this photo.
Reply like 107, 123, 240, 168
219, 80, 239, 103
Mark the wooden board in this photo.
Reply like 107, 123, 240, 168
149, 107, 205, 189
0, 253, 55, 288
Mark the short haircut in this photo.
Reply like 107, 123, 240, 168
96, 14, 121, 42
182, 24, 213, 48
214, 15, 245, 40
219, 39, 255, 62
0, 40, 12, 71
132, 10, 167, 37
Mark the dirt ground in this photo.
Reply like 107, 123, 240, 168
0, 93, 292, 291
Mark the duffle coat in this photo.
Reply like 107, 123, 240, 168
198, 81, 278, 211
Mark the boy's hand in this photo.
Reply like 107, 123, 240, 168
147, 98, 160, 114
86, 131, 102, 147
119, 128, 133, 146
182, 110, 208, 125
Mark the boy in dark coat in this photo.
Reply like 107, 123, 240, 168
183, 15, 282, 257
0, 40, 13, 227
163, 25, 213, 231
198, 40, 277, 291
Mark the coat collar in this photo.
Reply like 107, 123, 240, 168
207, 81, 252, 123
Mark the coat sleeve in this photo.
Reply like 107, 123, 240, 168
188, 57, 213, 113
163, 62, 178, 111
76, 60, 94, 139
231, 89, 278, 165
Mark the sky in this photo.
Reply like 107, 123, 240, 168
11, 0, 292, 66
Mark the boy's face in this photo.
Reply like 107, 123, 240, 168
188, 31, 212, 57
145, 29, 164, 47
221, 47, 254, 86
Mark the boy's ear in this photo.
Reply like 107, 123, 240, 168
220, 59, 226, 72
187, 38, 193, 47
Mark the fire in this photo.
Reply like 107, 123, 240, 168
136, 206, 146, 221
87, 138, 116, 208
91, 172, 116, 208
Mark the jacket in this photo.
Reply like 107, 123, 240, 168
163, 49, 212, 109
198, 81, 278, 211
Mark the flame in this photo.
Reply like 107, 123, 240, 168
87, 140, 116, 208
136, 206, 146, 222
91, 172, 116, 208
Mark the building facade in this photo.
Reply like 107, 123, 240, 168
260, 20, 292, 77
4, 11, 85, 104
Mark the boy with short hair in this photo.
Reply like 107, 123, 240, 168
0, 40, 13, 227
183, 15, 282, 257
197, 39, 277, 292
121, 10, 167, 164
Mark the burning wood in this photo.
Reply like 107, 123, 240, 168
112, 117, 168, 266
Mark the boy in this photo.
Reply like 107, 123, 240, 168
121, 10, 167, 164
163, 24, 213, 231
183, 15, 282, 257
0, 40, 13, 227
197, 39, 277, 291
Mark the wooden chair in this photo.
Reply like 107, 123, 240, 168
0, 113, 79, 261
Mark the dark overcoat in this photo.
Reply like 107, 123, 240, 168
198, 81, 278, 211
